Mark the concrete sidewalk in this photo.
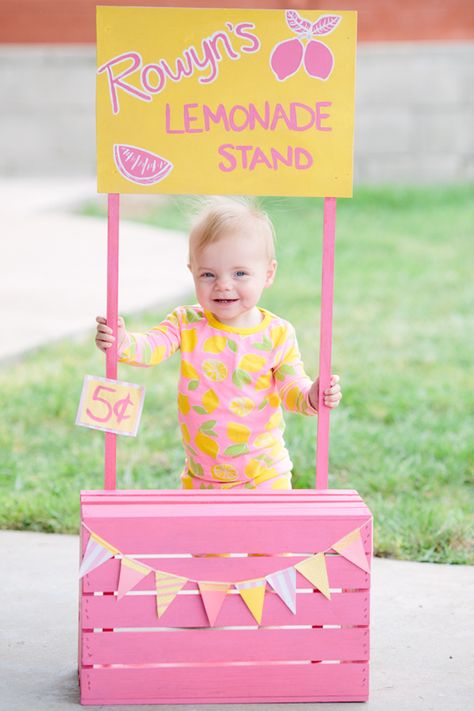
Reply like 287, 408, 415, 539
0, 178, 193, 362
1, 530, 473, 711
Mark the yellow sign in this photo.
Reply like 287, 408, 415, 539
96, 6, 357, 197
76, 375, 145, 437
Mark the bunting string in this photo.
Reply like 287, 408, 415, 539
80, 520, 371, 626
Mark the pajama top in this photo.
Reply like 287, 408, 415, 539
118, 305, 317, 489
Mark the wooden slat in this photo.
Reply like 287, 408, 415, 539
82, 502, 370, 518
80, 516, 371, 554
81, 590, 370, 628
80, 662, 369, 704
83, 553, 371, 593
82, 627, 369, 664
81, 488, 362, 498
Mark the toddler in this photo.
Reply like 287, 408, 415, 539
96, 196, 341, 490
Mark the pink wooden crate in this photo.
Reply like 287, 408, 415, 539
79, 488, 372, 705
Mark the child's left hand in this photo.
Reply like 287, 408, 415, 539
309, 374, 342, 410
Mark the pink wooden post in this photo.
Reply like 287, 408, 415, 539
104, 194, 120, 489
316, 197, 337, 490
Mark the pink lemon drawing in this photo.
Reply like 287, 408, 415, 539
270, 10, 340, 82
113, 144, 173, 185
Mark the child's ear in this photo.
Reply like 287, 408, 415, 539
265, 259, 278, 287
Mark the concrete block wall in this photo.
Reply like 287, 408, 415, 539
0, 43, 473, 183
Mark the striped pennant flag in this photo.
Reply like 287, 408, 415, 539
266, 566, 297, 614
332, 527, 370, 572
155, 571, 188, 618
295, 552, 331, 599
117, 557, 151, 600
198, 581, 231, 626
235, 578, 266, 624
79, 532, 119, 578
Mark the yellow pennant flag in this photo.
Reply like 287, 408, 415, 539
295, 552, 331, 599
235, 578, 267, 624
155, 571, 188, 617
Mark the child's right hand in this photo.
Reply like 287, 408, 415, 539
95, 315, 126, 353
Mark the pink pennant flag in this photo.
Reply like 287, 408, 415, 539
235, 578, 267, 624
266, 567, 297, 614
198, 581, 231, 626
79, 532, 118, 578
117, 557, 151, 600
155, 571, 188, 618
295, 552, 331, 599
332, 528, 370, 572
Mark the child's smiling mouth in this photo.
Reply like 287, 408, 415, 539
214, 298, 238, 304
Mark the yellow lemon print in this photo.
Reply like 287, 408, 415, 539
181, 474, 194, 489
178, 393, 190, 415
265, 410, 284, 430
244, 459, 264, 479
203, 335, 227, 354
255, 373, 272, 390
180, 423, 191, 443
149, 345, 166, 366
211, 463, 239, 482
227, 422, 251, 443
202, 359, 228, 382
195, 432, 219, 458
229, 397, 255, 417
180, 329, 198, 352
271, 476, 291, 490
181, 360, 199, 380
253, 432, 276, 449
238, 354, 266, 373
284, 345, 299, 363
270, 325, 287, 348
253, 465, 279, 486
268, 393, 280, 408
284, 387, 300, 411
202, 388, 219, 413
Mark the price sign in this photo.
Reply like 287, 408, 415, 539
76, 375, 145, 437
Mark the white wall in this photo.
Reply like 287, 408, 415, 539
1, 43, 473, 183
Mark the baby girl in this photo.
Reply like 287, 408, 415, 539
96, 196, 341, 489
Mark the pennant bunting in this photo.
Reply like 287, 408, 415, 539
79, 532, 119, 578
295, 552, 331, 599
198, 581, 231, 626
332, 528, 370, 572
266, 566, 297, 614
117, 557, 151, 600
155, 571, 188, 617
235, 578, 266, 624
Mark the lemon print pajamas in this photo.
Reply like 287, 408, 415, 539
118, 305, 318, 489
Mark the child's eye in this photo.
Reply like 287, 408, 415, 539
200, 272, 214, 279
234, 270, 248, 278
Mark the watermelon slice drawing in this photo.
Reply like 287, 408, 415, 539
113, 144, 173, 185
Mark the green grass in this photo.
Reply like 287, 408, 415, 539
1, 186, 473, 563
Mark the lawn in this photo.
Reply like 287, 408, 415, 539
1, 185, 473, 563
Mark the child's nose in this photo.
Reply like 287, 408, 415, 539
215, 276, 232, 290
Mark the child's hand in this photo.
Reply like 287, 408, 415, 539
309, 374, 342, 410
95, 315, 126, 353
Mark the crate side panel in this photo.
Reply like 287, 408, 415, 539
80, 515, 372, 554
80, 663, 369, 704
83, 554, 371, 593
81, 590, 370, 628
82, 627, 369, 664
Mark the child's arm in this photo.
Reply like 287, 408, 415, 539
273, 324, 341, 415
95, 311, 180, 367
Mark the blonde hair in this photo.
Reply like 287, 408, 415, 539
188, 196, 276, 263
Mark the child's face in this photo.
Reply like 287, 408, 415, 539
189, 228, 277, 327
